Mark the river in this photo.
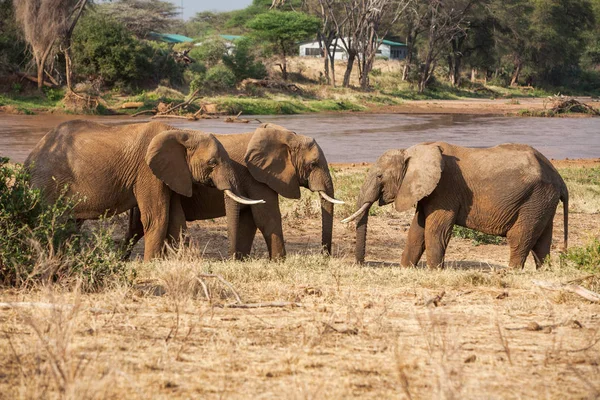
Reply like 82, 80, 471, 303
1, 113, 598, 163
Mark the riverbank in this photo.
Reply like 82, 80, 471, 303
2, 82, 599, 117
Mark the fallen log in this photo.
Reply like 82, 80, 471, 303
16, 72, 55, 87
121, 101, 144, 109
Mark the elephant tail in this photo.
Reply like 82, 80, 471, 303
560, 184, 569, 252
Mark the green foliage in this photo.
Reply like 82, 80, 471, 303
213, 97, 363, 115
223, 37, 267, 81
0, 159, 131, 291
72, 13, 183, 88
247, 10, 321, 56
43, 87, 64, 102
72, 14, 148, 86
452, 226, 505, 246
97, 0, 179, 39
561, 239, 600, 273
189, 37, 228, 68
204, 65, 237, 91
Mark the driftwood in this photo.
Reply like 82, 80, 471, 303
131, 109, 156, 117
16, 72, 55, 87
157, 88, 201, 116
548, 96, 600, 116
240, 78, 302, 93
224, 111, 251, 123
533, 279, 600, 303
121, 101, 144, 109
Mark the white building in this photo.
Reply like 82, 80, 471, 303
298, 38, 408, 60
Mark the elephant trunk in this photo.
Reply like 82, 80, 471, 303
224, 196, 240, 259
355, 203, 372, 263
312, 168, 336, 255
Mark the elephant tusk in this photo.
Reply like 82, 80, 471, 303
224, 189, 265, 205
341, 202, 371, 223
319, 191, 345, 204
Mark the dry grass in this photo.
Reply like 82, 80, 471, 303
1, 163, 599, 399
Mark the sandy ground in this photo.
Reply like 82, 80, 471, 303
0, 160, 599, 399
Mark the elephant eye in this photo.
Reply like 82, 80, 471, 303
376, 173, 383, 179
208, 158, 218, 167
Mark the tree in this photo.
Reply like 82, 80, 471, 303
0, 0, 28, 74
416, 0, 475, 93
247, 10, 320, 80
222, 37, 268, 81
98, 0, 179, 39
13, 0, 90, 89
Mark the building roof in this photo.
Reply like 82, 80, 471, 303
220, 34, 243, 41
382, 39, 406, 47
149, 33, 194, 43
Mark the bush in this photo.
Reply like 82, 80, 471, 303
0, 159, 132, 291
452, 226, 505, 246
189, 37, 228, 68
72, 14, 148, 86
561, 239, 600, 273
222, 37, 267, 82
204, 65, 237, 91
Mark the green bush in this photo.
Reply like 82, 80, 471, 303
0, 159, 132, 291
452, 226, 505, 246
223, 37, 267, 82
189, 37, 228, 68
204, 65, 237, 91
561, 239, 600, 273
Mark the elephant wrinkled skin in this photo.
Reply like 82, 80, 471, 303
127, 123, 341, 259
25, 120, 260, 261
343, 142, 569, 269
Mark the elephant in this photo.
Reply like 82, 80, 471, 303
342, 142, 569, 269
126, 123, 343, 259
25, 120, 263, 261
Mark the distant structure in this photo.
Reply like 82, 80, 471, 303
149, 32, 194, 44
298, 38, 408, 60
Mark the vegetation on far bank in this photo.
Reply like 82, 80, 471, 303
1, 0, 600, 116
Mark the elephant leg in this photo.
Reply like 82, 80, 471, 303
236, 208, 257, 259
423, 209, 456, 269
506, 218, 538, 269
121, 207, 144, 260
251, 203, 285, 260
166, 193, 187, 246
136, 186, 170, 261
401, 206, 426, 267
531, 217, 554, 269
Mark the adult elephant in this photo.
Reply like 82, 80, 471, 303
342, 142, 569, 269
25, 120, 263, 261
127, 123, 342, 259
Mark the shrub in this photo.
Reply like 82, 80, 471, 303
0, 159, 132, 291
561, 239, 600, 273
452, 226, 505, 246
223, 37, 267, 82
189, 36, 228, 68
204, 64, 237, 91
73, 14, 145, 86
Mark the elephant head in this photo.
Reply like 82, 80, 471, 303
244, 123, 343, 254
342, 144, 444, 263
146, 129, 264, 205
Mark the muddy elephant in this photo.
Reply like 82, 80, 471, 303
127, 123, 342, 259
342, 142, 569, 269
25, 120, 263, 261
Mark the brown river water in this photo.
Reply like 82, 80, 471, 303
0, 113, 598, 163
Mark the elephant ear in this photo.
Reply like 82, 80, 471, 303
244, 123, 301, 199
394, 144, 444, 212
145, 130, 193, 197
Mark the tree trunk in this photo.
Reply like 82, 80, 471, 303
510, 60, 522, 86
471, 67, 477, 82
35, 46, 53, 91
402, 31, 416, 81
343, 51, 356, 87
64, 48, 73, 91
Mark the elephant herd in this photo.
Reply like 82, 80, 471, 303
25, 120, 569, 269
